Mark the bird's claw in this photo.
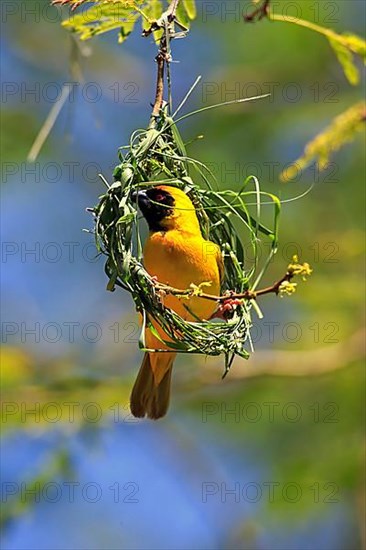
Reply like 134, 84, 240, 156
212, 298, 243, 320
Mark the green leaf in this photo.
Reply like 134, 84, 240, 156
106, 269, 118, 291
176, 1, 190, 28
141, 0, 163, 43
342, 32, 366, 59
183, 0, 196, 20
62, 1, 141, 41
328, 38, 360, 85
117, 212, 135, 225
142, 0, 163, 23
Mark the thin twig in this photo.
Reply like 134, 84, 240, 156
244, 0, 271, 22
146, 0, 182, 124
167, 0, 180, 20
154, 270, 295, 303
143, 0, 181, 36
27, 84, 71, 162
151, 51, 166, 117
27, 36, 83, 162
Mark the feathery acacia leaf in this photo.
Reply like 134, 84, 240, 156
328, 38, 360, 85
56, 0, 197, 42
327, 32, 366, 85
61, 1, 142, 41
281, 102, 366, 181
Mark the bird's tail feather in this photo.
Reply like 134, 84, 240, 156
130, 353, 174, 420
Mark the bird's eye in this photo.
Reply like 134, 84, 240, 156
154, 193, 165, 202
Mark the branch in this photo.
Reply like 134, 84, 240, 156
154, 259, 312, 304
151, 51, 165, 118
144, 0, 183, 124
244, 0, 271, 22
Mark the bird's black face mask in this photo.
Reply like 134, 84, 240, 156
132, 187, 175, 232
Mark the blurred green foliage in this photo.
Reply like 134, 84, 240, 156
1, 0, 365, 547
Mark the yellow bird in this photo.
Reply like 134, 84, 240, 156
130, 186, 223, 419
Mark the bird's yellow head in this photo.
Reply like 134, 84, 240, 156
132, 185, 201, 234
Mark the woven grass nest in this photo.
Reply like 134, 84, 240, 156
90, 110, 280, 376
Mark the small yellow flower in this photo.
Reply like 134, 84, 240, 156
189, 281, 212, 297
278, 281, 297, 297
287, 256, 313, 280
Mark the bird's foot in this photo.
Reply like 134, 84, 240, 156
212, 298, 243, 320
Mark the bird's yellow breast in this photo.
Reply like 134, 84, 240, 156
144, 229, 221, 321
